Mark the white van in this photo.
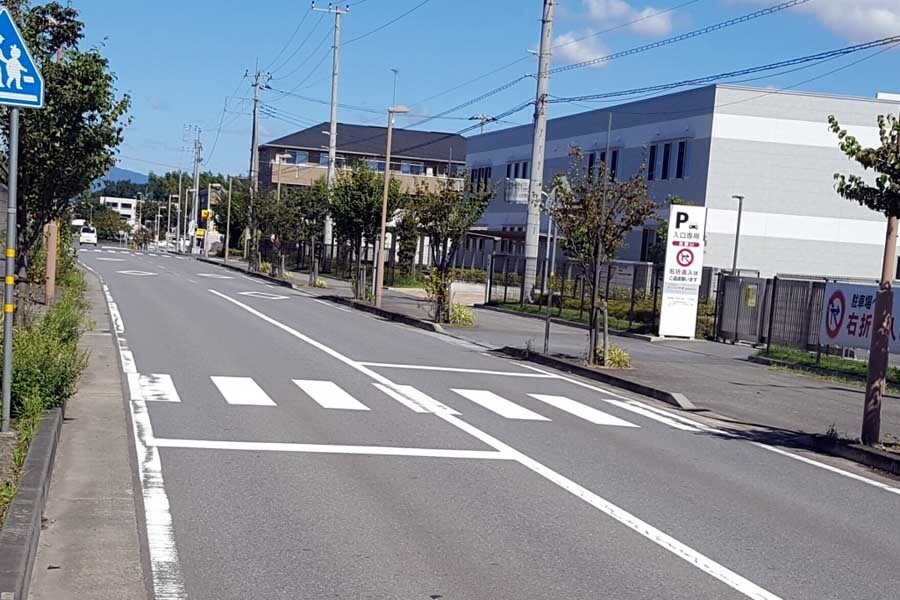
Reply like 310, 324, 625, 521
79, 225, 98, 246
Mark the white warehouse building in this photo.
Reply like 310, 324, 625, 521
465, 85, 900, 279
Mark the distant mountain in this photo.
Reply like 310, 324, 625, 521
105, 166, 148, 184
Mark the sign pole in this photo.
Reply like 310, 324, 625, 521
2, 108, 19, 433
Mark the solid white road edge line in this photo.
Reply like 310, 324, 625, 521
519, 362, 900, 495
95, 271, 188, 599
207, 289, 781, 600
312, 297, 352, 312
151, 438, 510, 459
359, 362, 556, 377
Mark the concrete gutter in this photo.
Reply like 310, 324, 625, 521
0, 403, 65, 599
496, 346, 696, 410
321, 295, 446, 334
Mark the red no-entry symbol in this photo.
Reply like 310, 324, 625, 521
676, 248, 694, 267
825, 290, 845, 339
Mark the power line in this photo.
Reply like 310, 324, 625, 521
343, 0, 433, 45
547, 35, 900, 104
550, 0, 812, 74
264, 8, 312, 73
270, 14, 328, 80
553, 0, 704, 51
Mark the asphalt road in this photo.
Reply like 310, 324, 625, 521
79, 246, 900, 600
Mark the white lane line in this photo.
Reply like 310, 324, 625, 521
529, 394, 639, 428
174, 256, 186, 260
629, 401, 720, 431
138, 374, 181, 403
605, 399, 699, 432
239, 291, 289, 300
187, 279, 198, 284
96, 257, 125, 262
359, 362, 556, 377
240, 274, 265, 285
197, 273, 233, 279
96, 272, 186, 598
312, 298, 352, 312
208, 289, 781, 600
750, 442, 900, 496
148, 252, 159, 257
152, 438, 508, 460
373, 383, 429, 413
452, 389, 550, 421
210, 376, 277, 406
293, 379, 370, 410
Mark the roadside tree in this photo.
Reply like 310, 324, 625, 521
829, 113, 900, 445
551, 148, 656, 365
0, 1, 130, 274
406, 177, 493, 323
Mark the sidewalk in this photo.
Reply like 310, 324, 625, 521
204, 256, 900, 442
29, 270, 147, 599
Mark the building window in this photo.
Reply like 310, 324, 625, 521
513, 163, 520, 179
647, 145, 657, 181
588, 152, 596, 178
506, 163, 512, 178
319, 154, 329, 166
676, 141, 687, 179
520, 161, 528, 179
294, 151, 309, 164
661, 143, 671, 180
610, 150, 619, 179
120, 203, 132, 210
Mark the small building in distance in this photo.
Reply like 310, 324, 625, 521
259, 122, 466, 194
98, 196, 137, 227
466, 84, 900, 280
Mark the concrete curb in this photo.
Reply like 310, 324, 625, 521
321, 295, 446, 334
496, 346, 696, 410
0, 402, 65, 599
810, 436, 900, 477
473, 304, 663, 342
196, 257, 294, 288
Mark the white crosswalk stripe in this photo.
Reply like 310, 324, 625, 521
451, 389, 550, 421
211, 376, 277, 406
294, 380, 370, 410
529, 394, 638, 428
129, 373, 181, 403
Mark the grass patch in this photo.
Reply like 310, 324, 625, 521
759, 345, 900, 393
0, 266, 88, 520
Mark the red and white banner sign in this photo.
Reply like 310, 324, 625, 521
819, 282, 900, 351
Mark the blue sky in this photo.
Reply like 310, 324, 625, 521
74, 0, 900, 177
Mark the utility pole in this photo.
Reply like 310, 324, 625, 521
191, 129, 202, 254
248, 67, 268, 271
177, 170, 184, 252
862, 115, 900, 445
524, 0, 555, 301
314, 1, 349, 247
224, 177, 233, 264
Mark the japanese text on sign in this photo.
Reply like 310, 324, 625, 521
819, 282, 900, 351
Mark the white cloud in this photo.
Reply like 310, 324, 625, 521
553, 32, 611, 68
735, 0, 900, 41
581, 0, 675, 36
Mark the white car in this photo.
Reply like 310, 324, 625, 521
79, 226, 98, 246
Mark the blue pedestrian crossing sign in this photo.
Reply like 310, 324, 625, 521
0, 8, 43, 109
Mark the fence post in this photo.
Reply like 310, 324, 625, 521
800, 279, 814, 351
503, 257, 509, 304
486, 253, 493, 304
628, 267, 638, 330
766, 275, 778, 353
519, 258, 527, 309
651, 264, 660, 333
578, 275, 586, 321
733, 277, 743, 344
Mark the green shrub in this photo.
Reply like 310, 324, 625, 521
449, 303, 475, 326
258, 261, 272, 275
594, 345, 632, 368
314, 278, 328, 289
450, 268, 488, 284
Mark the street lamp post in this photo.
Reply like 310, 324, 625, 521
374, 105, 409, 308
731, 195, 745, 274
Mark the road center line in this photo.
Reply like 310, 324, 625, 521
207, 289, 781, 600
